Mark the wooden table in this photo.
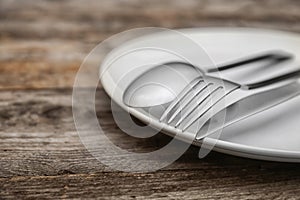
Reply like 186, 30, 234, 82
1, 0, 300, 199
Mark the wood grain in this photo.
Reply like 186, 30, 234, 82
1, 0, 300, 199
1, 0, 300, 89
1, 89, 300, 199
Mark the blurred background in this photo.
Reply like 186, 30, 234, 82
1, 0, 300, 89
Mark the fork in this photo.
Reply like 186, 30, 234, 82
160, 69, 300, 139
123, 51, 300, 140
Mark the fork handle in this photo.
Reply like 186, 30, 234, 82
245, 68, 300, 89
207, 51, 292, 73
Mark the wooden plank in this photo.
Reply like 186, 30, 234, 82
1, 0, 300, 89
0, 170, 300, 199
1, 89, 300, 199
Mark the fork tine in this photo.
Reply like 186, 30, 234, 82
167, 82, 213, 124
174, 85, 222, 127
182, 87, 238, 131
159, 77, 203, 121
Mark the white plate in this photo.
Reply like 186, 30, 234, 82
100, 28, 300, 162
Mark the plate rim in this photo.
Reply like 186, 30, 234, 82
100, 27, 300, 162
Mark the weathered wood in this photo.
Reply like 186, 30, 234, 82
1, 0, 300, 199
1, 170, 300, 199
1, 0, 300, 89
1, 89, 300, 199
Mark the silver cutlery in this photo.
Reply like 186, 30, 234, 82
123, 51, 300, 140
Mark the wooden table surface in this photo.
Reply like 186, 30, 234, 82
1, 0, 300, 199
